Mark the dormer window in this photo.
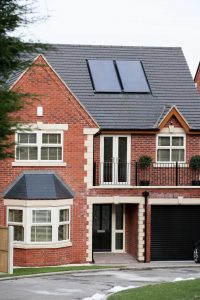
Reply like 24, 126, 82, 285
157, 134, 185, 163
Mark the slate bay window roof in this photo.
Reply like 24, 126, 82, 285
3, 171, 74, 200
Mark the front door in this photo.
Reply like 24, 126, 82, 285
93, 204, 112, 252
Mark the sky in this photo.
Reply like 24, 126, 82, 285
20, 0, 200, 76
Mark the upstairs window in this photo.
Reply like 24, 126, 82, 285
16, 132, 63, 162
157, 135, 185, 163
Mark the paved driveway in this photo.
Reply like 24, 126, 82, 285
1, 268, 200, 300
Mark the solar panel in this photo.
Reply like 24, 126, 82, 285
116, 60, 150, 93
87, 60, 121, 92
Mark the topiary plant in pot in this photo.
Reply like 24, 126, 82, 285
138, 155, 152, 186
189, 155, 200, 185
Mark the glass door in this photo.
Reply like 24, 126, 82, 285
101, 136, 130, 184
112, 204, 125, 252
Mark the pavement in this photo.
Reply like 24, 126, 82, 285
1, 267, 200, 300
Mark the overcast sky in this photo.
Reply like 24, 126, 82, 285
20, 0, 200, 76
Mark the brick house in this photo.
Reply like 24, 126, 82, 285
1, 45, 200, 266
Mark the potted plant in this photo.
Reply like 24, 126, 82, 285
138, 155, 152, 186
189, 155, 200, 185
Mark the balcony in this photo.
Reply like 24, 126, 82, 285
93, 162, 200, 187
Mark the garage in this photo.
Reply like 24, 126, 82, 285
151, 205, 200, 260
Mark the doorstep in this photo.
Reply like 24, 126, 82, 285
93, 253, 199, 269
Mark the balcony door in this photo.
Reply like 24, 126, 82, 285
101, 136, 130, 184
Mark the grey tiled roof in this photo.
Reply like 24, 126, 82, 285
8, 44, 200, 130
4, 171, 74, 200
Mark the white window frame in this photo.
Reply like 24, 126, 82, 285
100, 135, 131, 185
111, 204, 125, 253
7, 206, 70, 246
7, 207, 25, 242
156, 134, 186, 163
31, 209, 53, 243
58, 208, 70, 241
15, 131, 64, 162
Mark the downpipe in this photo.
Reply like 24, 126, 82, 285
142, 190, 149, 263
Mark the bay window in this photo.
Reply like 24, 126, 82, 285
157, 135, 185, 163
16, 132, 63, 162
7, 206, 70, 245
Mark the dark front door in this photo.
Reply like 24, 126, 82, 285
93, 204, 112, 252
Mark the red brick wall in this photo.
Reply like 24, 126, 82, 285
165, 116, 182, 128
0, 55, 96, 266
125, 204, 138, 258
195, 66, 200, 95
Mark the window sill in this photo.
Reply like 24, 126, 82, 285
12, 162, 67, 167
13, 241, 72, 249
153, 163, 188, 168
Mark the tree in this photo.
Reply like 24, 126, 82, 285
0, 0, 47, 159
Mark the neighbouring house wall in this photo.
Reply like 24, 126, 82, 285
0, 56, 97, 266
195, 66, 200, 95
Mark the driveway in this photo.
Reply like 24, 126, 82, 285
1, 268, 200, 300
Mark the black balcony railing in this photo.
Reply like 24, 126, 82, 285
93, 162, 200, 186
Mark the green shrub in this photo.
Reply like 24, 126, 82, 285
189, 155, 200, 170
138, 155, 152, 169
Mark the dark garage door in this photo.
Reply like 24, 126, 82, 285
151, 205, 200, 260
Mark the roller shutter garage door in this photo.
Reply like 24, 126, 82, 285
151, 205, 200, 260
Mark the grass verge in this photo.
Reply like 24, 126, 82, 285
108, 279, 200, 300
0, 265, 116, 278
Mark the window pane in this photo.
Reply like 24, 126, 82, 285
16, 147, 37, 160
9, 210, 23, 222
49, 134, 61, 144
31, 226, 52, 242
41, 147, 48, 160
42, 134, 48, 144
59, 209, 69, 222
172, 149, 184, 162
41, 147, 62, 160
58, 224, 69, 241
115, 205, 123, 230
115, 233, 123, 250
13, 226, 24, 241
16, 147, 28, 160
29, 147, 38, 160
42, 134, 61, 144
158, 137, 170, 146
18, 133, 28, 143
18, 133, 36, 144
32, 210, 51, 223
49, 147, 58, 160
172, 137, 184, 146
157, 149, 170, 161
